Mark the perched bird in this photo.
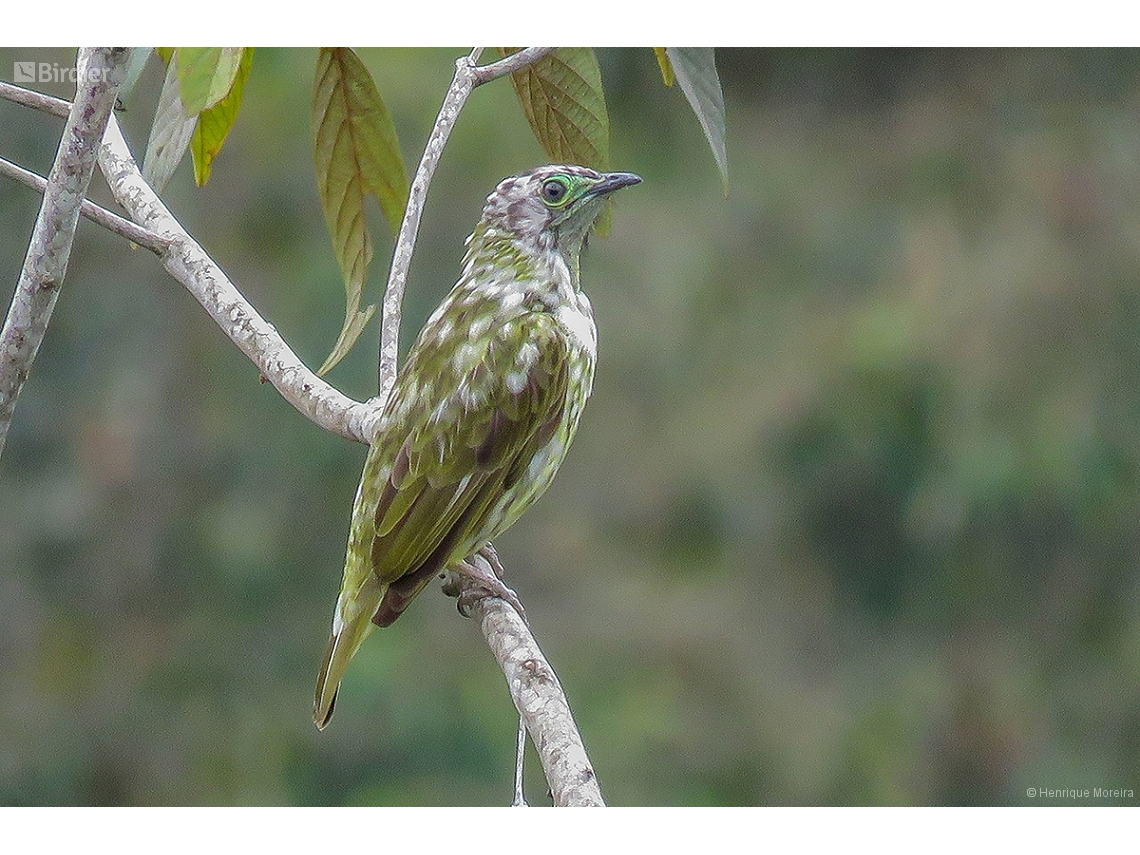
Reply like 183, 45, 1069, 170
314, 164, 641, 729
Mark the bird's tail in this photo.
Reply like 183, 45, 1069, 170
313, 583, 383, 730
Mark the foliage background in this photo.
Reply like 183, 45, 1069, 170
1, 47, 1139, 806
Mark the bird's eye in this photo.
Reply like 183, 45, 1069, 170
540, 177, 569, 205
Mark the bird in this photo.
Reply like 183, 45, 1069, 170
314, 164, 641, 729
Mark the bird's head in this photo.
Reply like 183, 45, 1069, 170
479, 165, 642, 260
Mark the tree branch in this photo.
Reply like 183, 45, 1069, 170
96, 114, 381, 445
376, 47, 553, 402
0, 79, 70, 119
454, 560, 606, 807
0, 72, 379, 445
378, 45, 602, 806
0, 155, 170, 254
471, 47, 555, 85
0, 47, 131, 460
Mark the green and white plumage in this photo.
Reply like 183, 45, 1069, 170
315, 165, 641, 729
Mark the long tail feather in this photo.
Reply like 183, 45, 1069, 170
313, 583, 383, 729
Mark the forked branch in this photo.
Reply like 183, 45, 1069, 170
377, 47, 553, 402
0, 47, 130, 459
0, 45, 599, 807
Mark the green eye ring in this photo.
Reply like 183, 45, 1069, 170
540, 176, 571, 206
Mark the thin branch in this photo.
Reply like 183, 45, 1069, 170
1, 74, 378, 445
376, 47, 553, 402
0, 155, 170, 254
96, 114, 381, 445
471, 47, 555, 86
378, 45, 601, 806
0, 47, 131, 460
0, 79, 70, 118
454, 560, 606, 807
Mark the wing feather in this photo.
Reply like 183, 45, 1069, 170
366, 308, 571, 624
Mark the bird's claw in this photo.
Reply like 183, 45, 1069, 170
450, 549, 528, 624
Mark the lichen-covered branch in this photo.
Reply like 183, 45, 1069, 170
0, 47, 131, 460
377, 47, 553, 402
96, 114, 381, 445
0, 155, 170, 254
456, 564, 605, 807
0, 72, 378, 446
2, 47, 600, 807
377, 47, 604, 807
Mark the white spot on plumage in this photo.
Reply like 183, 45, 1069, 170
430, 398, 453, 425
526, 434, 565, 486
433, 317, 454, 343
517, 341, 540, 370
505, 371, 528, 394
452, 342, 479, 372
459, 383, 485, 410
468, 315, 492, 340
427, 300, 449, 326
555, 303, 597, 356
500, 289, 526, 313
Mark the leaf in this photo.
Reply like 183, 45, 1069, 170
311, 47, 409, 375
191, 48, 254, 186
116, 47, 154, 108
316, 305, 377, 377
142, 53, 197, 192
500, 47, 610, 171
653, 48, 675, 87
666, 47, 728, 193
176, 47, 245, 115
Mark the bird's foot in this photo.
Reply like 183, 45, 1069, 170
477, 542, 507, 579
446, 547, 527, 624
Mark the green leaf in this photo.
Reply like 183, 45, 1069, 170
311, 47, 409, 375
316, 305, 377, 376
176, 47, 244, 115
115, 47, 154, 108
191, 48, 254, 186
142, 53, 197, 192
666, 47, 728, 192
653, 48, 675, 87
501, 47, 610, 171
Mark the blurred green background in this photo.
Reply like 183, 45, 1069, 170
2, 47, 1139, 806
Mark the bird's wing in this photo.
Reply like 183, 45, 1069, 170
366, 307, 572, 624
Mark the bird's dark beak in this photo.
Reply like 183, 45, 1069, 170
590, 171, 642, 197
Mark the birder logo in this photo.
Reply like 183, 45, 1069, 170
12, 61, 109, 84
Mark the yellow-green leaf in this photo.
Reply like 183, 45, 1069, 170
316, 306, 376, 376
311, 47, 409, 375
191, 48, 254, 186
665, 47, 728, 192
653, 48, 675, 87
142, 53, 197, 192
501, 47, 610, 171
155, 47, 174, 65
176, 47, 244, 115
